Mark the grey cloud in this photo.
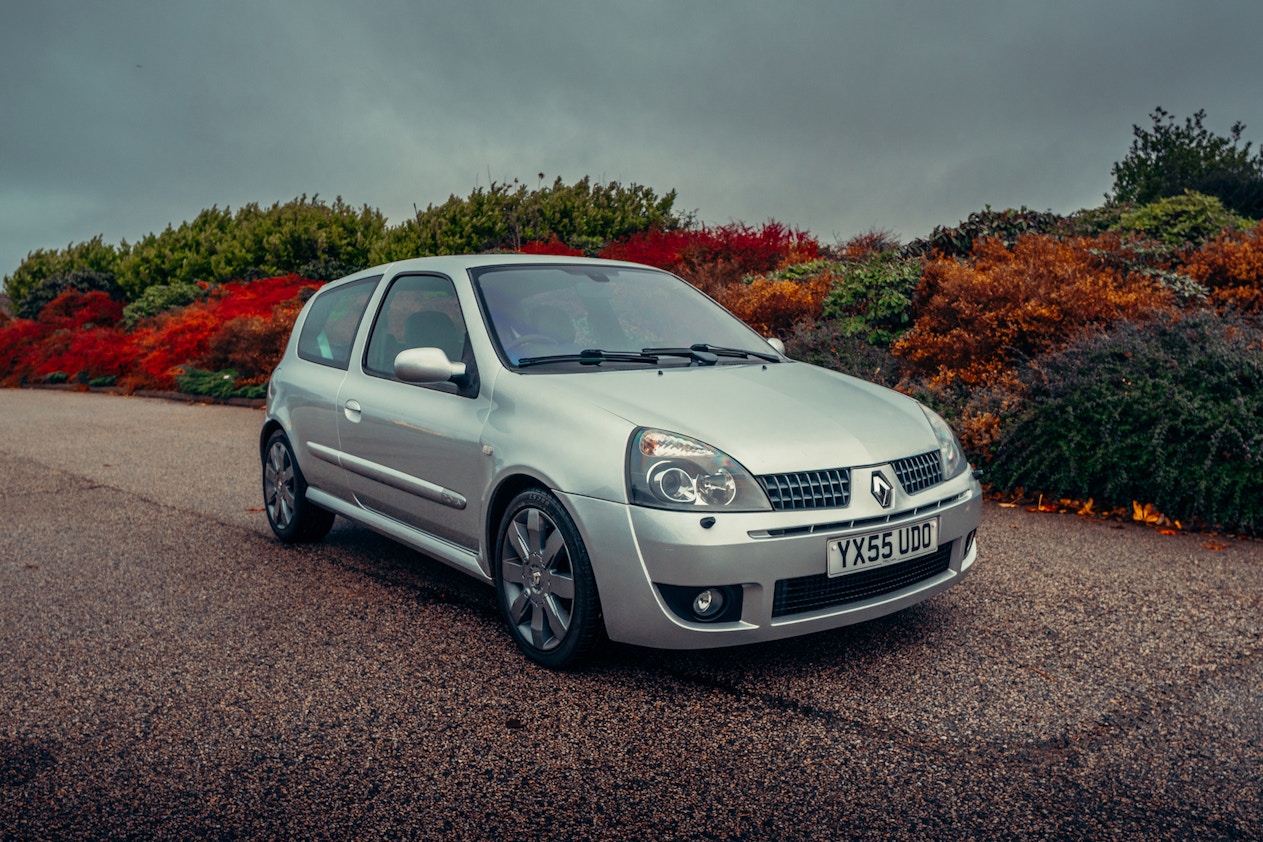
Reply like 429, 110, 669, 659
3, 0, 1262, 280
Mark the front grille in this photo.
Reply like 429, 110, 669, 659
892, 451, 943, 495
758, 468, 850, 511
772, 545, 951, 617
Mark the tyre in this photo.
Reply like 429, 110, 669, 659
494, 489, 603, 668
263, 430, 335, 543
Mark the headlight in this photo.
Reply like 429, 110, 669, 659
921, 406, 968, 481
627, 429, 771, 512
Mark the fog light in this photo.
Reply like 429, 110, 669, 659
692, 588, 725, 619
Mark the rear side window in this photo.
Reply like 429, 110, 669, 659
296, 276, 379, 369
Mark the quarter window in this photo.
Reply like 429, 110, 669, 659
296, 276, 379, 369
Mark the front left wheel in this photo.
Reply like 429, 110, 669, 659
494, 489, 603, 669
263, 430, 335, 543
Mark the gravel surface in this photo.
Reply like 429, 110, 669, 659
1, 389, 1260, 839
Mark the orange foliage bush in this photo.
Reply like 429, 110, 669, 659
1183, 220, 1263, 313
717, 275, 832, 336
894, 234, 1177, 386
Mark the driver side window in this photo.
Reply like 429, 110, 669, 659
363, 273, 474, 394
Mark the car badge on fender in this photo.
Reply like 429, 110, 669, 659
871, 471, 894, 508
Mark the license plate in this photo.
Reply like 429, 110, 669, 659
826, 518, 939, 577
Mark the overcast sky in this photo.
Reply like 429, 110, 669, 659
3, 0, 1262, 284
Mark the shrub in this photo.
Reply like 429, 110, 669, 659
902, 207, 1063, 259
197, 298, 306, 386
820, 254, 923, 345
4, 236, 120, 312
600, 222, 820, 295
1184, 220, 1263, 314
0, 319, 52, 386
716, 275, 831, 337
989, 311, 1263, 533
122, 282, 207, 329
371, 177, 682, 262
176, 368, 266, 400
894, 234, 1178, 386
16, 269, 122, 320
38, 326, 139, 382
1110, 107, 1263, 218
37, 290, 124, 330
781, 320, 902, 387
838, 228, 901, 260
118, 197, 383, 298
1115, 191, 1249, 249
519, 235, 585, 256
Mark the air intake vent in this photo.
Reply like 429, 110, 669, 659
892, 451, 943, 495
757, 469, 850, 511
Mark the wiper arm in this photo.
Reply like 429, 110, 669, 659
640, 346, 720, 366
690, 343, 782, 362
641, 343, 781, 364
517, 349, 660, 368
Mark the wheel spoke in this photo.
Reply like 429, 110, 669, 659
531, 605, 549, 649
541, 530, 566, 569
524, 507, 544, 553
502, 559, 527, 586
542, 594, 570, 640
507, 588, 532, 625
509, 519, 531, 562
549, 571, 575, 600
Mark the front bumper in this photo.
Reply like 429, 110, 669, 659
559, 470, 982, 650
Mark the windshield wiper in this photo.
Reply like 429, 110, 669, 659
691, 343, 782, 362
641, 343, 781, 364
517, 349, 660, 368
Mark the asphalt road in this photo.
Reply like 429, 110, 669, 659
1, 389, 1260, 840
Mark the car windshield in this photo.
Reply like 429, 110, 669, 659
473, 264, 780, 368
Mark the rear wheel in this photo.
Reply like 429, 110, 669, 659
263, 430, 335, 543
494, 489, 602, 669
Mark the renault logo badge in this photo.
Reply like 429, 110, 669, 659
871, 471, 894, 508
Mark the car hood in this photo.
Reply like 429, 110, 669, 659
515, 362, 939, 474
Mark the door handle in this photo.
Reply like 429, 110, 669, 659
343, 399, 362, 423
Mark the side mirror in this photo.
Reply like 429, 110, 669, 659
394, 347, 467, 384
765, 337, 786, 355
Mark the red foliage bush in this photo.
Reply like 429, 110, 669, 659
519, 235, 585, 256
600, 222, 820, 280
894, 234, 1178, 386
39, 326, 140, 381
198, 298, 307, 385
1183, 220, 1263, 313
0, 319, 53, 385
37, 290, 124, 330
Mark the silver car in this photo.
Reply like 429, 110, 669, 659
261, 255, 981, 668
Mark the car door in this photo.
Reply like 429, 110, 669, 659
335, 272, 490, 552
283, 274, 380, 499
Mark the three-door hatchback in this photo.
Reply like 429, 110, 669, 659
262, 255, 981, 667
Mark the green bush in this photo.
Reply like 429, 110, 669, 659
117, 197, 383, 298
4, 236, 120, 309
122, 282, 207, 329
1115, 191, 1249, 248
175, 368, 266, 400
989, 311, 1263, 532
1110, 107, 1263, 218
369, 176, 683, 263
820, 253, 922, 345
